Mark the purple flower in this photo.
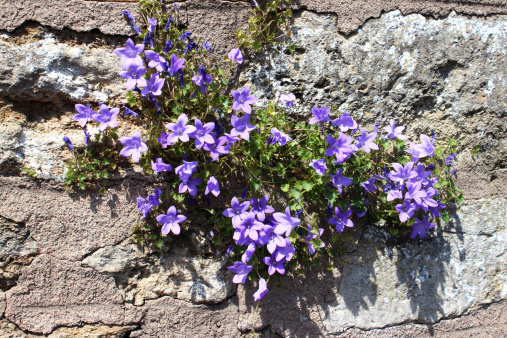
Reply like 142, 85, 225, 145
309, 159, 327, 176
259, 225, 286, 253
325, 133, 355, 163
356, 128, 378, 153
179, 31, 192, 42
328, 207, 353, 232
269, 127, 292, 146
273, 239, 295, 262
309, 106, 330, 125
63, 136, 74, 151
406, 142, 422, 162
253, 278, 268, 301
119, 65, 147, 91
151, 158, 173, 173
164, 114, 197, 143
203, 42, 212, 52
143, 35, 154, 49
204, 135, 229, 161
273, 206, 301, 237
383, 119, 408, 140
414, 134, 435, 158
223, 133, 240, 150
387, 184, 404, 202
332, 112, 357, 132
241, 242, 256, 263
205, 176, 220, 197
226, 246, 233, 255
175, 160, 198, 177
122, 11, 141, 34
411, 216, 435, 238
119, 131, 148, 163
250, 196, 275, 222
144, 50, 166, 72
141, 73, 165, 97
164, 40, 173, 53
83, 129, 91, 146
178, 174, 202, 196
361, 178, 377, 192
73, 103, 96, 127
158, 132, 172, 148
302, 225, 325, 254
167, 54, 185, 76
235, 212, 265, 242
164, 16, 173, 30
223, 197, 250, 224
228, 48, 243, 64
228, 261, 253, 284
113, 38, 144, 70
188, 118, 215, 149
280, 93, 296, 108
405, 181, 427, 205
92, 104, 119, 131
192, 65, 213, 94
389, 162, 417, 184
395, 200, 416, 223
328, 169, 353, 194
123, 105, 138, 117
231, 86, 258, 114
445, 153, 457, 166
157, 206, 186, 236
263, 256, 285, 275
230, 114, 256, 140
138, 189, 162, 219
148, 18, 157, 35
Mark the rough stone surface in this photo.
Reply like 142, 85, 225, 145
0, 291, 5, 319
83, 240, 235, 305
4, 254, 125, 334
0, 216, 38, 291
0, 177, 143, 261
243, 10, 507, 200
0, 31, 124, 104
129, 296, 240, 337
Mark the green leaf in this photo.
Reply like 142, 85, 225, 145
252, 41, 262, 52
290, 189, 302, 200
456, 193, 464, 204
448, 138, 457, 147
331, 234, 339, 243
326, 264, 334, 271
281, 183, 290, 192
302, 181, 314, 191
99, 187, 106, 195
149, 232, 158, 240
441, 211, 450, 224
251, 180, 261, 192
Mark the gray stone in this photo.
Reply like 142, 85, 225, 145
0, 32, 124, 105
83, 240, 235, 305
0, 291, 5, 319
0, 216, 38, 291
323, 197, 507, 334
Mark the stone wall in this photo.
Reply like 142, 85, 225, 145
0, 0, 506, 336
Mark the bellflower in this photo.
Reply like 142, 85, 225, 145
332, 112, 357, 132
223, 133, 240, 150
273, 206, 301, 237
387, 184, 404, 202
184, 40, 198, 55
325, 133, 355, 163
259, 225, 286, 254
280, 93, 296, 108
328, 207, 353, 232
263, 256, 285, 275
148, 18, 157, 35
167, 54, 185, 76
189, 118, 215, 149
205, 176, 220, 197
119, 131, 148, 162
92, 104, 119, 131
122, 11, 141, 34
235, 212, 265, 241
63, 136, 74, 151
175, 160, 198, 177
179, 31, 192, 42
405, 181, 427, 205
395, 200, 416, 223
231, 86, 258, 114
414, 134, 435, 158
203, 41, 212, 52
445, 153, 457, 166
309, 159, 328, 176
250, 196, 275, 222
144, 50, 167, 72
223, 197, 250, 224
230, 114, 256, 140
113, 38, 144, 70
309, 106, 330, 125
164, 113, 197, 143
228, 261, 253, 284
383, 119, 408, 140
228, 48, 243, 64
412, 163, 432, 183
411, 216, 435, 238
192, 65, 213, 94
389, 162, 417, 183
164, 39, 173, 53
138, 189, 162, 219
119, 65, 147, 91
302, 225, 325, 254
405, 142, 422, 162
157, 206, 186, 236
253, 278, 268, 301
356, 128, 378, 153
143, 35, 154, 48
141, 73, 165, 97
204, 136, 229, 161
273, 239, 295, 262
361, 178, 377, 192
83, 128, 91, 146
122, 105, 138, 117
328, 169, 353, 194
178, 174, 201, 196
151, 158, 173, 173
241, 242, 256, 263
269, 127, 292, 146
73, 103, 96, 127
158, 132, 173, 148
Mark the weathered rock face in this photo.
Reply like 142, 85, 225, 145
0, 216, 38, 291
82, 240, 235, 305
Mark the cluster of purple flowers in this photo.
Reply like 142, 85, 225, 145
226, 196, 310, 301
